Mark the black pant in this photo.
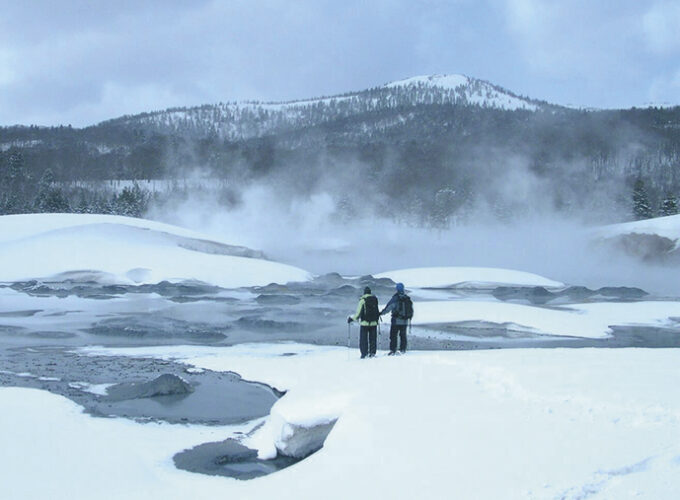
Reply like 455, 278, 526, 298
389, 323, 407, 353
359, 325, 377, 357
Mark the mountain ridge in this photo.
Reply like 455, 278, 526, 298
96, 73, 553, 140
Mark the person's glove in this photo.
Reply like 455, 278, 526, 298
347, 316, 354, 324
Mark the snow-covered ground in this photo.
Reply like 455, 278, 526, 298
2, 215, 680, 498
0, 214, 310, 288
412, 300, 680, 338
377, 266, 680, 339
4, 343, 679, 499
376, 266, 564, 288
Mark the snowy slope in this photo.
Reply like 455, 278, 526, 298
0, 214, 310, 287
11, 343, 675, 499
105, 74, 545, 140
384, 74, 538, 110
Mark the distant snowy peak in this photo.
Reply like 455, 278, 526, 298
384, 74, 471, 90
383, 74, 539, 111
103, 73, 547, 140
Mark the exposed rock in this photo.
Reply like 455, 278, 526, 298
492, 286, 554, 304
597, 233, 676, 262
492, 285, 648, 303
85, 315, 227, 341
105, 373, 193, 401
235, 316, 307, 332
595, 287, 648, 299
325, 284, 359, 296
558, 286, 596, 300
313, 272, 348, 287
255, 294, 301, 305
253, 283, 291, 293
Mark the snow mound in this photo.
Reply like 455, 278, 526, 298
375, 266, 563, 288
105, 374, 193, 401
597, 214, 680, 243
592, 215, 680, 261
0, 214, 311, 287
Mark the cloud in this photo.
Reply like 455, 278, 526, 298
643, 1, 680, 53
0, 0, 447, 126
648, 69, 680, 105
0, 0, 678, 125
502, 0, 635, 76
0, 49, 17, 86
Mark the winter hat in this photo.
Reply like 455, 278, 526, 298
396, 282, 405, 293
363, 286, 372, 295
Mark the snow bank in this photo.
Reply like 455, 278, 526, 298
596, 214, 680, 244
375, 266, 563, 288
412, 300, 680, 338
0, 214, 311, 287
65, 343, 680, 499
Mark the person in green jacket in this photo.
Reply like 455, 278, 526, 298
347, 286, 380, 358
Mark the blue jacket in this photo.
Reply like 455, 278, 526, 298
380, 292, 411, 326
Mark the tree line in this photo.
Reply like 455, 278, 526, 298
1, 99, 680, 225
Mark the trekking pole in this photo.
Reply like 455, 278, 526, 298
347, 322, 351, 361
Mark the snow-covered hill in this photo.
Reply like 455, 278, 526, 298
0, 214, 311, 287
102, 74, 547, 140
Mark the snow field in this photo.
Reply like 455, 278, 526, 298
68, 343, 680, 499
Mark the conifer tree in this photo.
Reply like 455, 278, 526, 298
632, 179, 652, 220
660, 192, 678, 217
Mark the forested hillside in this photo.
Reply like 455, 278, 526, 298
1, 75, 679, 225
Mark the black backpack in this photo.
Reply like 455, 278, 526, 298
360, 295, 379, 322
396, 294, 413, 320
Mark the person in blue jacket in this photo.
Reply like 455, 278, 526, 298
380, 282, 413, 355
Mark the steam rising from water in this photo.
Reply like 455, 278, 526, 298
148, 184, 680, 296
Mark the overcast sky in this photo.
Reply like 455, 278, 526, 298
1, 0, 679, 127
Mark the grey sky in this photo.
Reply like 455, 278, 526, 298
1, 0, 679, 127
